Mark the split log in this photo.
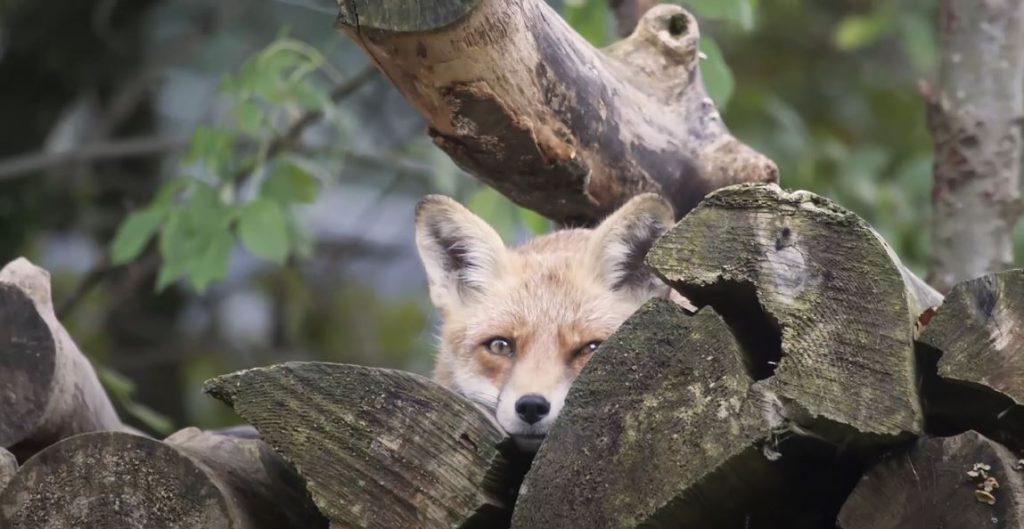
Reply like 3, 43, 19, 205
205, 362, 525, 529
337, 0, 777, 225
0, 429, 326, 529
647, 183, 941, 445
0, 257, 124, 459
838, 430, 1024, 529
512, 299, 863, 529
918, 269, 1024, 450
0, 447, 14, 494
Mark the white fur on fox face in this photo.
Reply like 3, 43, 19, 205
495, 379, 570, 451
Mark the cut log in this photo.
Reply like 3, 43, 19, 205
0, 257, 124, 459
918, 269, 1024, 450
838, 430, 1024, 529
0, 429, 326, 529
511, 299, 863, 529
647, 183, 939, 445
0, 447, 14, 494
337, 1, 777, 225
205, 362, 523, 529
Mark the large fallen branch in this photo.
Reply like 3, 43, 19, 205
337, 1, 777, 224
0, 258, 125, 459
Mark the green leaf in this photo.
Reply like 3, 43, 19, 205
238, 199, 290, 264
699, 37, 734, 109
833, 13, 892, 51
186, 126, 234, 177
110, 206, 167, 265
187, 230, 234, 292
262, 160, 318, 204
232, 100, 265, 134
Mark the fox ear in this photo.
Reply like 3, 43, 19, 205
587, 193, 675, 297
415, 195, 508, 309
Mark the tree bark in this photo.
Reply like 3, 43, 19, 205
0, 448, 15, 495
205, 362, 525, 529
0, 257, 125, 460
647, 184, 941, 445
918, 269, 1024, 451
926, 0, 1024, 292
512, 299, 863, 529
838, 431, 1024, 529
337, 0, 777, 225
0, 429, 326, 529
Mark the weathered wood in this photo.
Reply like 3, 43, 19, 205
0, 429, 325, 529
0, 257, 124, 459
512, 299, 863, 529
338, 0, 777, 225
925, 0, 1024, 292
0, 447, 15, 494
205, 362, 522, 529
838, 431, 1024, 529
919, 269, 1024, 450
647, 183, 936, 445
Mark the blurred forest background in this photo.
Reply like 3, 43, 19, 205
0, 0, 996, 433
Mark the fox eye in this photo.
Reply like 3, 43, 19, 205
485, 337, 514, 357
574, 341, 603, 358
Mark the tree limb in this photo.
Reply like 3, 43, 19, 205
925, 0, 1024, 292
338, 0, 777, 224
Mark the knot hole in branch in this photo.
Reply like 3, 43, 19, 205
667, 13, 689, 37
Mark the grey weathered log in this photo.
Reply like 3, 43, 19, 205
838, 431, 1024, 529
925, 0, 1024, 292
0, 447, 15, 494
919, 269, 1024, 450
0, 257, 124, 459
337, 0, 777, 225
205, 362, 520, 529
647, 184, 939, 445
0, 429, 326, 529
512, 299, 863, 529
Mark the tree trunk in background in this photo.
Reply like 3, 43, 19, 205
926, 0, 1024, 292
609, 0, 659, 38
337, 0, 777, 225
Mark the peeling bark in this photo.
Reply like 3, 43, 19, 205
926, 0, 1024, 292
337, 0, 777, 224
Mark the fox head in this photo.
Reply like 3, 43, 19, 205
415, 193, 675, 451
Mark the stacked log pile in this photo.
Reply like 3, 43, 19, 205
2, 184, 1023, 528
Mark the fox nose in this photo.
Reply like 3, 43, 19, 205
515, 394, 551, 425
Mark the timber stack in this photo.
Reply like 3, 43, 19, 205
2, 0, 1024, 527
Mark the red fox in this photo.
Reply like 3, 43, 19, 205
415, 193, 679, 451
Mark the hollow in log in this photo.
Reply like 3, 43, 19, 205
0, 429, 325, 529
838, 430, 1024, 529
918, 269, 1024, 450
511, 299, 863, 529
337, 1, 777, 224
205, 362, 523, 529
647, 183, 939, 445
0, 257, 123, 459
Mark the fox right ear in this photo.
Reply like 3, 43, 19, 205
415, 195, 508, 309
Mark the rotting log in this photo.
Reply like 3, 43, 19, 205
337, 0, 777, 225
0, 429, 326, 529
512, 299, 863, 529
205, 362, 525, 529
0, 447, 15, 494
0, 257, 124, 460
838, 431, 1024, 529
647, 183, 941, 445
919, 269, 1024, 450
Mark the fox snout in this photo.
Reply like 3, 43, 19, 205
495, 380, 571, 451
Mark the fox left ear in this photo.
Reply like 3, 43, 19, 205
587, 193, 675, 297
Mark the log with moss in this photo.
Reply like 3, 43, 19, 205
838, 430, 1024, 529
918, 269, 1024, 450
205, 362, 526, 529
647, 183, 942, 445
512, 298, 863, 529
0, 428, 325, 529
0, 257, 125, 459
336, 0, 776, 225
